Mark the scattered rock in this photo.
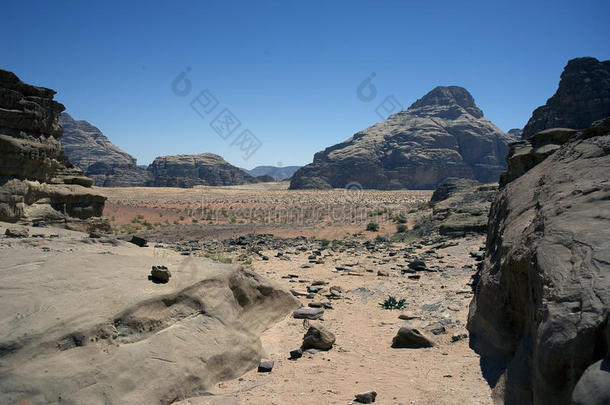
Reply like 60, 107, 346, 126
257, 359, 274, 373
293, 307, 324, 320
302, 323, 335, 351
129, 236, 148, 247
392, 327, 435, 348
377, 270, 389, 277
572, 357, 610, 405
150, 265, 171, 283
354, 390, 377, 403
451, 332, 468, 342
289, 348, 303, 360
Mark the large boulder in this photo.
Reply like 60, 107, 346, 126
467, 118, 610, 404
59, 113, 152, 186
148, 153, 260, 187
290, 86, 512, 190
0, 229, 299, 404
0, 68, 106, 228
521, 57, 610, 139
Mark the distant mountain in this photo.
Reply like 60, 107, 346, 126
521, 57, 610, 139
241, 165, 301, 180
290, 86, 512, 190
59, 113, 151, 186
506, 128, 522, 142
148, 153, 260, 187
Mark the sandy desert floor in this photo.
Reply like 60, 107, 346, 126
98, 185, 492, 404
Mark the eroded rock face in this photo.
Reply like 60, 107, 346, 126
0, 229, 299, 404
430, 178, 497, 236
290, 86, 512, 190
521, 57, 610, 139
59, 113, 152, 186
148, 153, 260, 187
467, 118, 610, 404
0, 69, 105, 227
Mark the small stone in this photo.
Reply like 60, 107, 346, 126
408, 260, 427, 271
257, 359, 274, 372
150, 265, 171, 283
377, 270, 389, 277
262, 255, 269, 261
398, 311, 419, 320
129, 236, 148, 247
354, 390, 377, 403
5, 228, 29, 238
392, 327, 435, 348
293, 307, 324, 320
289, 348, 303, 359
302, 323, 335, 350
425, 321, 446, 335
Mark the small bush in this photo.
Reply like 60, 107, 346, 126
396, 224, 407, 233
380, 296, 406, 310
395, 214, 407, 224
366, 222, 379, 232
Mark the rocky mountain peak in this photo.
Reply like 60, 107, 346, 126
521, 56, 610, 138
409, 86, 484, 118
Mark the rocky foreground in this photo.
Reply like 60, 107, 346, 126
0, 224, 298, 405
468, 118, 610, 404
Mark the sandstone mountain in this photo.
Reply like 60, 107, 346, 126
506, 128, 522, 141
243, 165, 301, 181
59, 113, 152, 186
0, 68, 105, 229
468, 118, 610, 404
521, 57, 610, 139
290, 86, 512, 190
148, 153, 260, 187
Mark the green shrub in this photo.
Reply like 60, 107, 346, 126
380, 296, 406, 310
395, 214, 407, 224
396, 224, 407, 233
366, 222, 379, 232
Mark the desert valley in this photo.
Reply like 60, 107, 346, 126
1, 4, 609, 404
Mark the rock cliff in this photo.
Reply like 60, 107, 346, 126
467, 118, 610, 404
0, 68, 105, 228
148, 153, 260, 187
59, 113, 152, 186
521, 57, 610, 139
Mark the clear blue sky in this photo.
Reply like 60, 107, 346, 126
2, 1, 609, 169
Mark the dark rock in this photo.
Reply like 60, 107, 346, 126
354, 390, 377, 403
129, 236, 148, 247
289, 348, 303, 359
408, 260, 427, 271
293, 308, 324, 320
467, 118, 610, 404
302, 323, 335, 350
392, 327, 435, 348
522, 57, 610, 139
257, 359, 274, 373
150, 265, 171, 283
425, 321, 446, 335
290, 86, 512, 190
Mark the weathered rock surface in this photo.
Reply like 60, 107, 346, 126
290, 86, 512, 190
571, 356, 610, 405
148, 153, 260, 187
59, 113, 152, 187
506, 128, 523, 142
0, 68, 105, 228
430, 178, 497, 236
0, 226, 298, 405
522, 57, 610, 139
468, 118, 610, 404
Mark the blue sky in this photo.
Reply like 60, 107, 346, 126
2, 1, 609, 169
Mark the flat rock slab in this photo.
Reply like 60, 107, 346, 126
293, 307, 324, 319
0, 230, 298, 405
